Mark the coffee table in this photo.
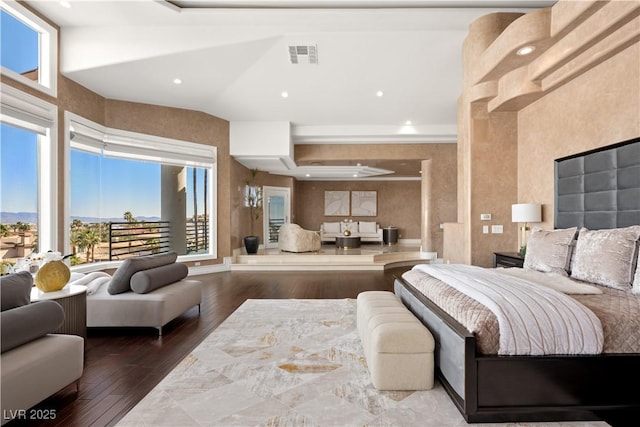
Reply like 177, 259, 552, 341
336, 235, 361, 249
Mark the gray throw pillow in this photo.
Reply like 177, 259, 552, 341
130, 262, 189, 294
523, 227, 578, 275
1, 301, 64, 353
108, 251, 178, 295
1, 271, 33, 312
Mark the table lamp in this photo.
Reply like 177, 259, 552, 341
511, 203, 541, 256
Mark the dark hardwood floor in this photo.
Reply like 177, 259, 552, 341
9, 267, 407, 427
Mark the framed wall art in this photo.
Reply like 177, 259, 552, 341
351, 191, 377, 216
324, 191, 350, 216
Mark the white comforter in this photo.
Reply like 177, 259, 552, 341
412, 264, 604, 356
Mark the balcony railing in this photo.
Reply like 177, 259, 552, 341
109, 221, 171, 260
108, 220, 209, 260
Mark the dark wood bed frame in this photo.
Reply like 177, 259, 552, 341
394, 138, 640, 423
394, 276, 640, 423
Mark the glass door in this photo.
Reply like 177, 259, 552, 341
262, 186, 291, 248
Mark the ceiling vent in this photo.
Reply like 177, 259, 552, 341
288, 45, 318, 65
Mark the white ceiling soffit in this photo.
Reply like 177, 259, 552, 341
164, 1, 551, 10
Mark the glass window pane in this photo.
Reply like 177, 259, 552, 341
1, 10, 39, 80
70, 149, 212, 265
1, 124, 39, 273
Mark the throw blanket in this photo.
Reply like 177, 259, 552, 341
412, 264, 604, 355
68, 272, 111, 295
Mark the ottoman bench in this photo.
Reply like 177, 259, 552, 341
357, 291, 435, 390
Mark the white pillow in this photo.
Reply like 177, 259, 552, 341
323, 222, 340, 233
523, 227, 577, 274
359, 221, 377, 233
571, 226, 640, 290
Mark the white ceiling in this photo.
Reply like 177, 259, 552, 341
28, 0, 554, 178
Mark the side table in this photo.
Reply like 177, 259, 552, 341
31, 284, 87, 339
383, 227, 399, 245
493, 252, 524, 268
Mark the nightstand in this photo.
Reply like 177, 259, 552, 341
493, 252, 524, 268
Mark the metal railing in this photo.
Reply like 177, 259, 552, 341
108, 220, 210, 260
268, 218, 286, 243
109, 221, 171, 260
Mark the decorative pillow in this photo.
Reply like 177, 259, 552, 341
1, 301, 64, 353
323, 222, 340, 233
523, 227, 577, 274
359, 221, 377, 234
108, 251, 178, 295
571, 226, 640, 290
130, 262, 189, 294
1, 271, 33, 312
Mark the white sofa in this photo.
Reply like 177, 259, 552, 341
320, 221, 383, 243
1, 272, 84, 425
86, 252, 202, 336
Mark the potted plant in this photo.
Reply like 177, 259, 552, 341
243, 168, 262, 254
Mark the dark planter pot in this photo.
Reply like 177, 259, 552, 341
244, 236, 260, 254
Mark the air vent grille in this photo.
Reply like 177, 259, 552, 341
288, 45, 318, 65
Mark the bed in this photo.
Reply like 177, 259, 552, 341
394, 137, 640, 423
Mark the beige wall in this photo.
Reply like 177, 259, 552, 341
519, 44, 640, 230
448, 0, 640, 267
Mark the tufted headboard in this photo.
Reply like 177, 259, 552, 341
555, 137, 640, 230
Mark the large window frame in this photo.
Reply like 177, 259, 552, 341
0, 0, 58, 97
0, 83, 58, 252
64, 112, 217, 271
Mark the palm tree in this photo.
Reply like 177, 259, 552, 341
123, 211, 136, 223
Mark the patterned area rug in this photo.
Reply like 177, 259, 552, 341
117, 299, 607, 427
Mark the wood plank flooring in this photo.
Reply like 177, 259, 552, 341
9, 267, 407, 427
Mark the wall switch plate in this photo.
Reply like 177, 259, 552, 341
483, 225, 489, 234
491, 225, 503, 234
481, 213, 491, 221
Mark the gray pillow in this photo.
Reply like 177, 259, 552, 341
108, 251, 178, 295
1, 301, 64, 353
130, 262, 189, 294
1, 271, 33, 312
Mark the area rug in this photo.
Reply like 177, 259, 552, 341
117, 299, 607, 427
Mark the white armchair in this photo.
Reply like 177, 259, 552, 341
278, 224, 321, 253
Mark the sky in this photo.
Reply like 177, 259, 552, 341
1, 10, 207, 221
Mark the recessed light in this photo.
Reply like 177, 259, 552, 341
173, 78, 182, 85
305, 173, 311, 177
516, 45, 535, 56
405, 120, 412, 125
281, 91, 289, 98
60, 1, 71, 8
353, 174, 358, 178
376, 90, 384, 97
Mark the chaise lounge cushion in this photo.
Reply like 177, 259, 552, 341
1, 301, 64, 353
131, 262, 189, 294
108, 251, 178, 295
1, 271, 32, 311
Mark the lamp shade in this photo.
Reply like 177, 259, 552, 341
511, 203, 541, 223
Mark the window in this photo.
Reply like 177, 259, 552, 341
0, 0, 57, 96
0, 83, 58, 273
65, 114, 216, 267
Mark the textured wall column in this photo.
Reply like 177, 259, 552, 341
421, 159, 433, 252
161, 165, 187, 254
